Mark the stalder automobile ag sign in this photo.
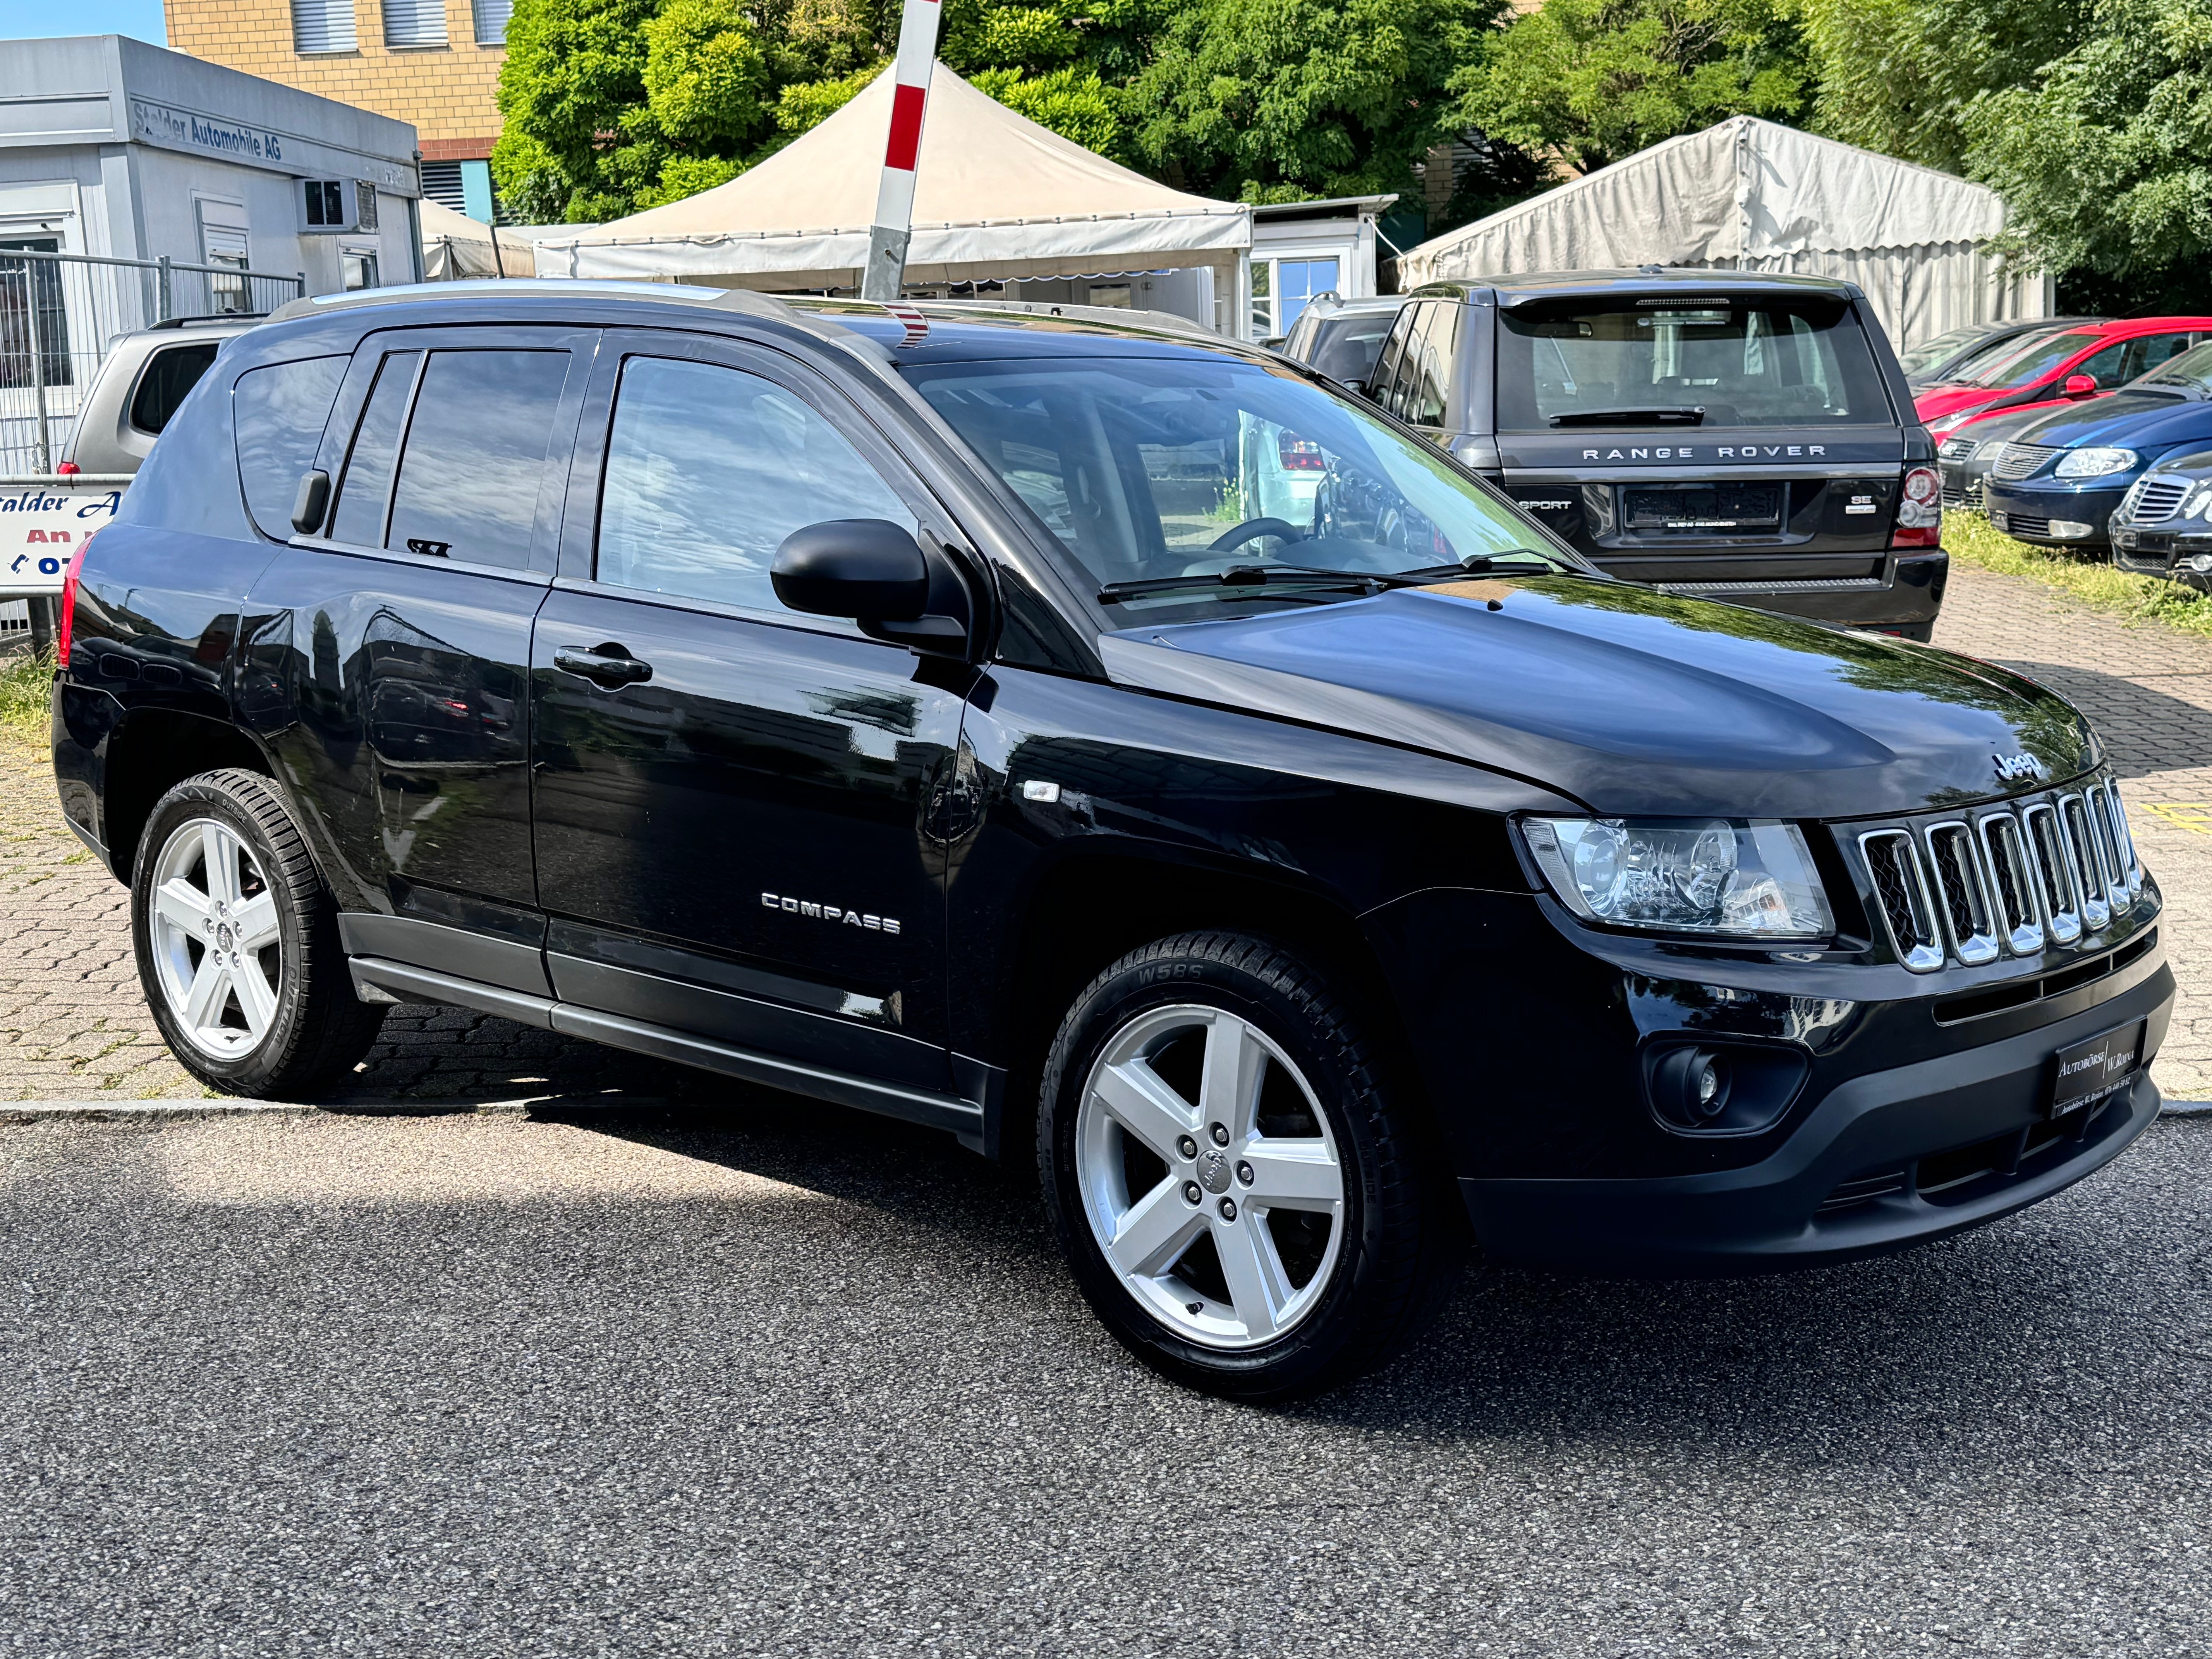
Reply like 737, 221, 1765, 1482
0, 482, 121, 596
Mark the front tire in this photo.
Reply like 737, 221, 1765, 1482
1038, 931, 1462, 1400
131, 768, 384, 1097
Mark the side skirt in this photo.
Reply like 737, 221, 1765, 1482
345, 955, 989, 1147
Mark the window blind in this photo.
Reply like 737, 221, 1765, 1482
472, 0, 512, 44
383, 0, 448, 47
291, 0, 358, 53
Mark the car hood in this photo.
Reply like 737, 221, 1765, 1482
1099, 577, 2095, 819
2013, 392, 2212, 450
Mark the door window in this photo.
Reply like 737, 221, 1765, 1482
594, 356, 915, 616
234, 354, 347, 540
1404, 302, 1462, 427
329, 350, 420, 547
385, 350, 571, 567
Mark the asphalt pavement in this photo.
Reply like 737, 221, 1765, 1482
3, 1101, 2209, 1657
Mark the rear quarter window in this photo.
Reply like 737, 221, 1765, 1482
129, 342, 222, 436
234, 356, 346, 540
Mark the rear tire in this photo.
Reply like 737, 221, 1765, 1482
1038, 931, 1463, 1401
131, 768, 384, 1098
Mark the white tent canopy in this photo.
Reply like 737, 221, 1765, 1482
1397, 117, 2051, 347
533, 70, 1250, 317
417, 197, 536, 280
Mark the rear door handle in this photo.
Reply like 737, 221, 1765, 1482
553, 643, 653, 689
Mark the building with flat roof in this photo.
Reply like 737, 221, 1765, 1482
164, 0, 505, 220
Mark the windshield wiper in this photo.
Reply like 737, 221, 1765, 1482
1098, 553, 1556, 605
1549, 407, 1706, 427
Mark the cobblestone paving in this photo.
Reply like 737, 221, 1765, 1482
4, 559, 2210, 1103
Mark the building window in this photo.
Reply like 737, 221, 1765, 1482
472, 0, 513, 44
342, 250, 380, 292
383, 0, 448, 47
292, 0, 358, 52
1250, 257, 1341, 338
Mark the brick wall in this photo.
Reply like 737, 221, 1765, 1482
163, 0, 504, 154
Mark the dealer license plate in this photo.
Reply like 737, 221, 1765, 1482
2048, 1018, 2145, 1118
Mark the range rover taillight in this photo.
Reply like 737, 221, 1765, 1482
1278, 431, 1326, 471
55, 538, 90, 668
1893, 465, 1942, 547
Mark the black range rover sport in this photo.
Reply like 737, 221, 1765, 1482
51, 283, 2167, 1400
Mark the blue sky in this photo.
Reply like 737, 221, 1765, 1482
0, 0, 167, 44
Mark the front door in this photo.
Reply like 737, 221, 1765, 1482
530, 330, 969, 1093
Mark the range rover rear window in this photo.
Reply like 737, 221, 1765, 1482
1496, 297, 1892, 432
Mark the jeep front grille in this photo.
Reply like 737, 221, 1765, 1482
1846, 773, 2146, 972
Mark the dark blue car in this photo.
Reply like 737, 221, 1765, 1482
1982, 342, 2212, 552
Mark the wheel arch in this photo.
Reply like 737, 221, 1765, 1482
102, 708, 276, 883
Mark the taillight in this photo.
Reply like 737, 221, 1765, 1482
1893, 465, 1942, 547
55, 539, 89, 668
55, 460, 80, 476
1278, 431, 1326, 471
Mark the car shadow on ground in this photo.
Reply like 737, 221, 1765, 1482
522, 1089, 2203, 1458
1987, 655, 2212, 782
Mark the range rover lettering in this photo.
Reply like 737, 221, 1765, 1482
51, 283, 2170, 1400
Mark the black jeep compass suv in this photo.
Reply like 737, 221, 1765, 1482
50, 283, 2169, 1400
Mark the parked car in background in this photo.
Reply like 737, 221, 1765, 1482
2111, 449, 2212, 589
60, 315, 259, 476
1937, 403, 2058, 509
1278, 294, 1405, 394
1918, 318, 2212, 439
1902, 318, 2103, 390
1980, 342, 2212, 553
1367, 271, 1946, 638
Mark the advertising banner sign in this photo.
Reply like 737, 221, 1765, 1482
0, 481, 124, 598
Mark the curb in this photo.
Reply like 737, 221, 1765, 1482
2163, 1099, 2212, 1117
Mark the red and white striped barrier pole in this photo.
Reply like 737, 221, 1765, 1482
859, 0, 945, 302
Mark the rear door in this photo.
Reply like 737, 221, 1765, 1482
528, 329, 970, 1096
1492, 290, 1907, 592
240, 325, 592, 984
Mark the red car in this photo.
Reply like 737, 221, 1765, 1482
1917, 318, 2212, 439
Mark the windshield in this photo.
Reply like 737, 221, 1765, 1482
907, 354, 1576, 619
2134, 340, 2212, 395
1898, 325, 1991, 378
1953, 329, 2101, 388
1495, 297, 1892, 430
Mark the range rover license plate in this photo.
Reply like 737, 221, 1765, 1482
2049, 1018, 2145, 1118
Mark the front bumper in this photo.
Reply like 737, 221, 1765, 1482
1983, 479, 2132, 549
1460, 961, 2172, 1276
2113, 523, 2212, 592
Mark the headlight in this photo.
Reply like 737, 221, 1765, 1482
1974, 438, 2011, 460
1520, 817, 1836, 939
2054, 447, 2139, 479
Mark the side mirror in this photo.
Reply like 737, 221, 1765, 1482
291, 469, 330, 534
2063, 374, 2098, 398
772, 519, 973, 657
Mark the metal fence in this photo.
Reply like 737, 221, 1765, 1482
1, 246, 306, 473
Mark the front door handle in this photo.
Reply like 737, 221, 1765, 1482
553, 643, 653, 689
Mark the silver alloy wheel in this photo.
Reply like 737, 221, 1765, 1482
1075, 1003, 1346, 1349
146, 816, 283, 1060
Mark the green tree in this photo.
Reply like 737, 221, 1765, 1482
1959, 0, 2212, 297
1128, 0, 1491, 201
1449, 0, 1810, 175
493, 0, 659, 220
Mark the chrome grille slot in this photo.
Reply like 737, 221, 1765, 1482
1923, 821, 2000, 965
2021, 802, 2083, 945
2102, 778, 2142, 897
2059, 795, 2112, 933
2084, 784, 2131, 914
1992, 443, 2059, 482
1858, 830, 1944, 972
1975, 813, 2044, 955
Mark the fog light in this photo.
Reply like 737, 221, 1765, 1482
2049, 520, 2095, 539
1692, 1053, 1728, 1118
2190, 555, 2212, 574
1642, 1039, 1809, 1137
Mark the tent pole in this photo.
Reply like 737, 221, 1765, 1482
861, 0, 945, 302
